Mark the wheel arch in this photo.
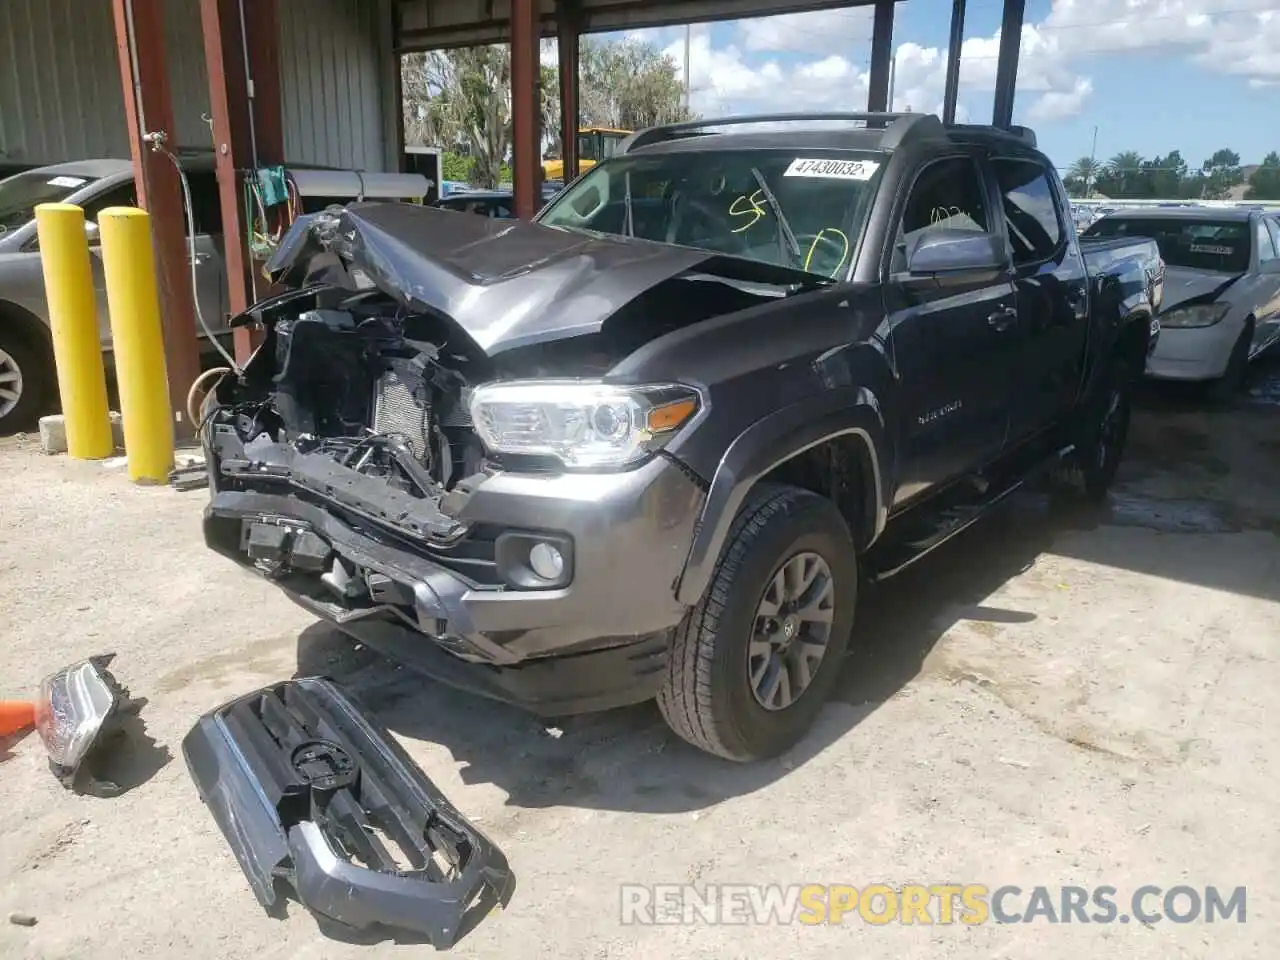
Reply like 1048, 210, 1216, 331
674, 389, 890, 607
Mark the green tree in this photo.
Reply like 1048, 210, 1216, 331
1199, 147, 1242, 200
1064, 156, 1102, 197
1245, 151, 1280, 201
402, 37, 691, 188
1098, 151, 1145, 197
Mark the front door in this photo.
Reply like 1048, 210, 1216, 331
885, 155, 1018, 507
988, 157, 1089, 443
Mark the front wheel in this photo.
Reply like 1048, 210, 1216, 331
0, 331, 51, 434
657, 485, 857, 762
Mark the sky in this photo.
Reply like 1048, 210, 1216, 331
569, 0, 1280, 175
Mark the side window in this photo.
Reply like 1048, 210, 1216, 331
1254, 219, 1278, 265
992, 158, 1063, 265
1267, 219, 1280, 266
893, 156, 989, 272
185, 171, 223, 236
81, 182, 139, 225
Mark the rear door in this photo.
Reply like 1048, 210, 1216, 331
184, 171, 230, 335
885, 153, 1018, 506
988, 156, 1089, 444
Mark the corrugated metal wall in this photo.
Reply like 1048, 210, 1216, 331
279, 0, 387, 170
0, 0, 389, 170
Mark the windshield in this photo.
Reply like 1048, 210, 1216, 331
1084, 217, 1251, 273
0, 171, 100, 234
537, 147, 885, 279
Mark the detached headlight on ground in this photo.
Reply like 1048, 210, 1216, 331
469, 380, 701, 468
1160, 303, 1230, 328
35, 654, 135, 791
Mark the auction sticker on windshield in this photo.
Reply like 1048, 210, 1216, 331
46, 176, 87, 189
784, 158, 880, 180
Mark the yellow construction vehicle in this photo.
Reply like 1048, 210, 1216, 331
543, 126, 631, 181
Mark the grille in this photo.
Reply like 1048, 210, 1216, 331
372, 358, 430, 460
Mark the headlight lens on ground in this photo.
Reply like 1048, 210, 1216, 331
1160, 303, 1230, 328
35, 658, 119, 771
469, 380, 700, 468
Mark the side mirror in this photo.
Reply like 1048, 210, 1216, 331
906, 229, 1006, 275
83, 221, 100, 243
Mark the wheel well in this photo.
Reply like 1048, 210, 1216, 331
757, 434, 877, 552
0, 300, 52, 358
1114, 315, 1150, 378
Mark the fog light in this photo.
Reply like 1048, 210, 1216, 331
528, 542, 565, 581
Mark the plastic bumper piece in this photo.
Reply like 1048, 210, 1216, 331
182, 677, 514, 946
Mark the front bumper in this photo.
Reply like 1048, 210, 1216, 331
1145, 320, 1239, 381
182, 678, 513, 945
204, 454, 705, 713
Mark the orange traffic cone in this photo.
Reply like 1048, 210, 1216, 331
0, 701, 36, 736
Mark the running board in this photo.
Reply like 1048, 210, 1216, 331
867, 443, 1074, 583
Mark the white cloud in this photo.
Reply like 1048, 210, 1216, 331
738, 9, 874, 57
681, 0, 1280, 126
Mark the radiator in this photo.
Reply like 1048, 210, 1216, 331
372, 358, 430, 460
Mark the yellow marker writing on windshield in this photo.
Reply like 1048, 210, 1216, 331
728, 189, 768, 232
803, 227, 850, 277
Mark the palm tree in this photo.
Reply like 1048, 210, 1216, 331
1107, 151, 1144, 195
1066, 156, 1101, 196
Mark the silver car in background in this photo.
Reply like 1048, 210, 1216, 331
0, 159, 230, 432
1083, 208, 1280, 397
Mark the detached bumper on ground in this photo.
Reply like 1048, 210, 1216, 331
182, 677, 514, 946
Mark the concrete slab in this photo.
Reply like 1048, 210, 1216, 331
1, 362, 1277, 959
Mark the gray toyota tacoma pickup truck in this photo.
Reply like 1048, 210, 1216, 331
201, 113, 1163, 761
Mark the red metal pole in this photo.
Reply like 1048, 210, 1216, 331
556, 2, 581, 183
510, 0, 541, 219
110, 0, 201, 432
200, 0, 284, 365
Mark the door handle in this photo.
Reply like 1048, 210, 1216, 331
987, 306, 1017, 331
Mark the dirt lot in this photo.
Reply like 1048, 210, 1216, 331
1, 366, 1277, 960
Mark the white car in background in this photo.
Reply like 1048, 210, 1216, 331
1083, 208, 1280, 398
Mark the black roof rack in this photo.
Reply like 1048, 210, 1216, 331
617, 112, 947, 154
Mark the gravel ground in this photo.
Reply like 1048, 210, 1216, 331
1, 366, 1277, 960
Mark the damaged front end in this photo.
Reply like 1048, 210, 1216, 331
183, 677, 514, 945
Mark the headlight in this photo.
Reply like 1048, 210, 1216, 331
468, 380, 701, 468
35, 654, 131, 790
1160, 303, 1230, 328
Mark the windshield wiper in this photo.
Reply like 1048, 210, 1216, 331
749, 167, 802, 268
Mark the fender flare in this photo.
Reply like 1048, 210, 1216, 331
674, 388, 889, 606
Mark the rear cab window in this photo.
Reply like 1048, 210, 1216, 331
538, 147, 885, 280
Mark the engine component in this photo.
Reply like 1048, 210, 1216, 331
372, 356, 432, 461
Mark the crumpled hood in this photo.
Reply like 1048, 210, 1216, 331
264, 202, 806, 356
1160, 265, 1244, 312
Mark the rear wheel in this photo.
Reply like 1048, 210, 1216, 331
657, 485, 857, 762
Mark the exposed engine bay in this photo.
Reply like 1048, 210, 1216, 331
205, 201, 818, 547
205, 283, 624, 543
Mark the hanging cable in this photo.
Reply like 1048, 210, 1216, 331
142, 132, 242, 376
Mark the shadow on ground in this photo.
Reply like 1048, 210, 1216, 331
295, 353, 1279, 816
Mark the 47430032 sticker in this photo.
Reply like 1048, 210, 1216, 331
783, 158, 880, 181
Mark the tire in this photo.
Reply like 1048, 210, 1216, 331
1206, 321, 1252, 404
0, 328, 52, 434
1055, 360, 1132, 502
657, 484, 857, 762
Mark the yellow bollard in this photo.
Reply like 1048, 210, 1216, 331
33, 203, 114, 459
97, 207, 174, 483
